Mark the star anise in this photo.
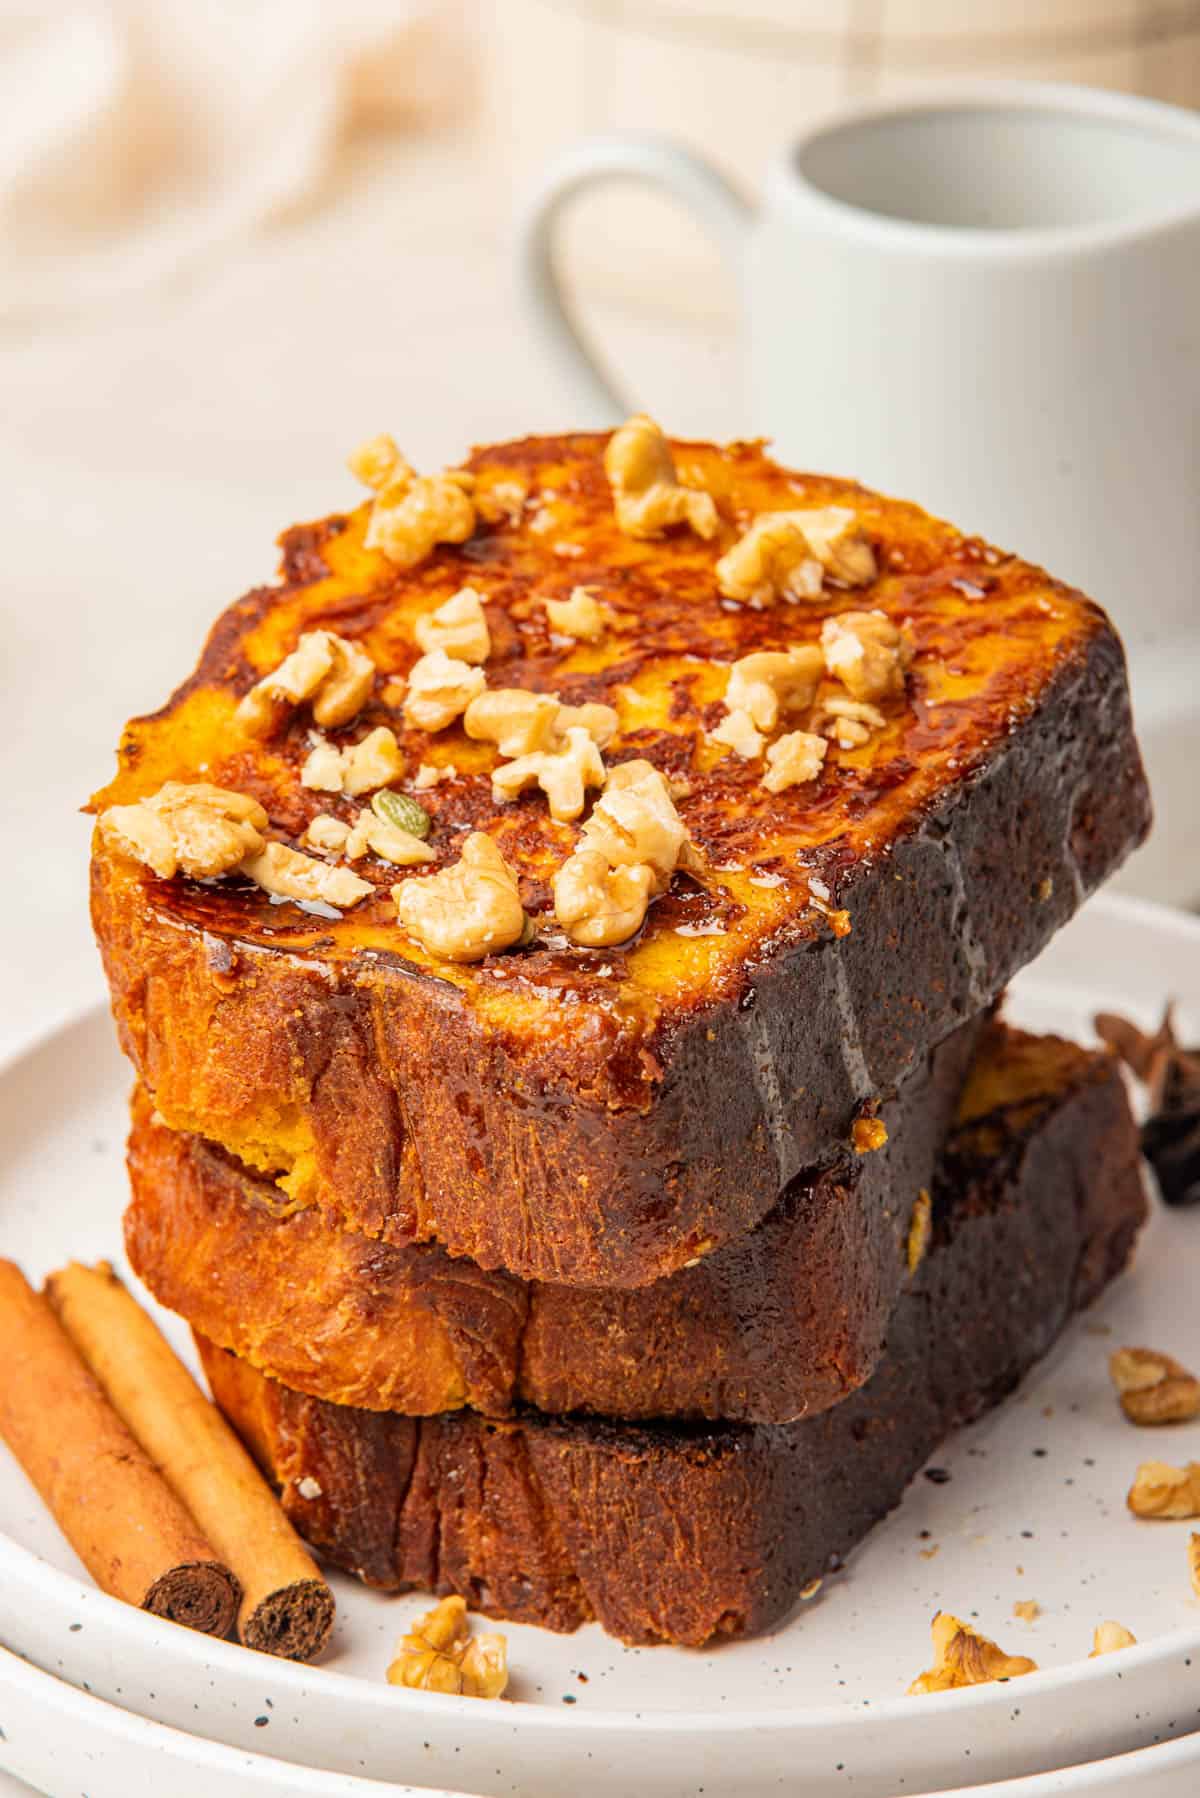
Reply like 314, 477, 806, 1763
1095, 1005, 1200, 1207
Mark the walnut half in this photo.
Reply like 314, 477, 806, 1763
553, 850, 655, 948
907, 1613, 1037, 1695
393, 832, 526, 962
1110, 1347, 1200, 1425
386, 1596, 507, 1700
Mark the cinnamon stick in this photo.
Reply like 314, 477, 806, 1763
46, 1261, 334, 1661
0, 1260, 238, 1635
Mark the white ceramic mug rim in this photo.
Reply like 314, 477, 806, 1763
771, 79, 1200, 258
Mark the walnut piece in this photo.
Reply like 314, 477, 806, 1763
545, 587, 607, 641
464, 689, 618, 758
1091, 1621, 1137, 1656
725, 647, 824, 732
403, 651, 486, 733
906, 1189, 932, 1274
345, 813, 435, 868
1127, 1459, 1200, 1517
301, 726, 404, 797
492, 726, 606, 823
815, 694, 888, 749
1012, 1600, 1040, 1623
98, 782, 267, 880
580, 758, 691, 889
303, 814, 352, 854
1190, 1534, 1200, 1598
553, 849, 655, 947
822, 609, 913, 702
241, 841, 372, 910
414, 587, 491, 665
762, 730, 827, 794
717, 507, 876, 607
710, 707, 764, 760
386, 1595, 508, 1701
716, 514, 823, 608
236, 630, 375, 736
604, 414, 718, 541
393, 832, 526, 962
1110, 1347, 1200, 1425
465, 688, 563, 758
907, 1613, 1038, 1695
350, 434, 477, 571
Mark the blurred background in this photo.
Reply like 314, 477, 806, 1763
3, 0, 1198, 1053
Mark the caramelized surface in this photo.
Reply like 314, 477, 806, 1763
91, 432, 1117, 1028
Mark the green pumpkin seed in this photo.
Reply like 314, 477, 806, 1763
372, 789, 431, 840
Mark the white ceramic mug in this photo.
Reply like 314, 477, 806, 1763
518, 82, 1200, 674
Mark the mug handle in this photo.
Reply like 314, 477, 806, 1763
517, 132, 752, 423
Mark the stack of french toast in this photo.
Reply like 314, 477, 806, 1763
90, 421, 1152, 1648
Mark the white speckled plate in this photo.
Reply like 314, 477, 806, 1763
1, 893, 1199, 1798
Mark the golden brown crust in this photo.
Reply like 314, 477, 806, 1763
91, 434, 1150, 1284
199, 1026, 1147, 1646
124, 1019, 982, 1424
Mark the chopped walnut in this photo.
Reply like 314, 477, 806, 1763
907, 1613, 1037, 1695
907, 1189, 932, 1274
716, 514, 823, 608
725, 647, 824, 732
464, 688, 563, 757
710, 707, 764, 760
553, 849, 655, 948
545, 587, 607, 641
345, 812, 435, 868
403, 651, 486, 733
98, 783, 267, 880
236, 630, 375, 736
1012, 1600, 1041, 1623
1110, 1347, 1200, 1425
822, 610, 913, 702
301, 727, 404, 797
852, 1116, 888, 1154
464, 689, 617, 758
580, 758, 691, 889
492, 726, 606, 823
815, 694, 888, 749
241, 841, 372, 910
393, 832, 526, 962
1091, 1621, 1137, 1656
796, 507, 878, 586
386, 1595, 508, 1701
1127, 1459, 1200, 1517
604, 414, 718, 541
762, 730, 827, 793
414, 587, 491, 665
303, 814, 352, 854
717, 507, 876, 607
350, 434, 477, 570
413, 761, 457, 790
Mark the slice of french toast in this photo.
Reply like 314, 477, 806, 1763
125, 1018, 984, 1425
198, 1025, 1146, 1646
91, 430, 1150, 1285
